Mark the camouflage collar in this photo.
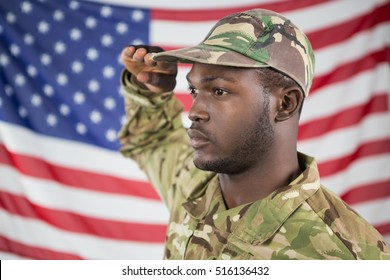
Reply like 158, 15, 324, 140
182, 152, 321, 245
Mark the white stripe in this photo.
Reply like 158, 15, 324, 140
0, 121, 148, 182
285, 0, 386, 33
315, 23, 390, 75
82, 0, 285, 9
300, 63, 390, 124
0, 165, 168, 224
151, 20, 215, 46
298, 113, 390, 162
0, 210, 164, 259
150, 0, 385, 46
383, 233, 390, 245
320, 154, 390, 197
181, 113, 191, 129
0, 252, 27, 260
175, 65, 192, 93
352, 197, 390, 227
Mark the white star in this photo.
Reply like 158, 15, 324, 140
102, 66, 115, 79
101, 34, 113, 47
101, 6, 112, 17
54, 41, 66, 54
46, 114, 58, 126
0, 97, 2, 107
53, 10, 64, 21
71, 60, 83, 73
118, 86, 124, 96
31, 94, 42, 106
86, 48, 98, 61
131, 10, 144, 22
105, 129, 117, 142
85, 17, 97, 29
5, 85, 14, 97
59, 104, 70, 115
0, 54, 9, 66
10, 44, 21, 56
24, 33, 34, 45
76, 123, 87, 135
120, 115, 127, 126
116, 53, 123, 65
21, 1, 33, 14
19, 107, 28, 118
6, 13, 17, 24
43, 84, 54, 97
90, 110, 102, 123
37, 21, 50, 34
15, 74, 26, 86
73, 91, 85, 104
131, 39, 144, 45
88, 79, 100, 92
116, 22, 128, 34
40, 53, 52, 65
69, 1, 80, 10
56, 73, 68, 86
69, 28, 82, 41
104, 97, 116, 110
27, 65, 37, 77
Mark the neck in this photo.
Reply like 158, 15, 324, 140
219, 149, 301, 209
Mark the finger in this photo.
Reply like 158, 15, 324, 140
136, 72, 150, 84
144, 53, 157, 67
121, 46, 135, 62
137, 71, 164, 87
133, 48, 147, 62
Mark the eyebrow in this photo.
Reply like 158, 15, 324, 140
186, 74, 237, 84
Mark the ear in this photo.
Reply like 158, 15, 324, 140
275, 86, 304, 122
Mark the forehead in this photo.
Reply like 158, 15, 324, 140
186, 63, 257, 83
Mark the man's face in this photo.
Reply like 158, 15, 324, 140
186, 63, 275, 174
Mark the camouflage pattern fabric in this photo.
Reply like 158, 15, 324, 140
118, 71, 390, 260
152, 9, 315, 96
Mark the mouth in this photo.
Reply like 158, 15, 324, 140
187, 128, 210, 149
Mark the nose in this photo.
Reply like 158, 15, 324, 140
188, 94, 210, 123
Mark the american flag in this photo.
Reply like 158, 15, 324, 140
0, 0, 389, 259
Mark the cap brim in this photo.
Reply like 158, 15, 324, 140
152, 44, 268, 68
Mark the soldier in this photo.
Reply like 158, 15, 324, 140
119, 9, 390, 259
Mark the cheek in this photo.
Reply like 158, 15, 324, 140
211, 106, 257, 144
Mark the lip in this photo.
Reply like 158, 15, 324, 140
187, 128, 210, 149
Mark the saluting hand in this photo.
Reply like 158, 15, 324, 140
121, 46, 177, 94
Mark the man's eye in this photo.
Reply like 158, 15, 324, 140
188, 86, 198, 97
214, 88, 227, 96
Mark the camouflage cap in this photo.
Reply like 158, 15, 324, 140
152, 9, 315, 96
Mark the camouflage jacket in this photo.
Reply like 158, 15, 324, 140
119, 71, 390, 260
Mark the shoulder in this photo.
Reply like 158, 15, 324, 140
306, 185, 390, 259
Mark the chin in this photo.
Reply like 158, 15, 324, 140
193, 156, 242, 174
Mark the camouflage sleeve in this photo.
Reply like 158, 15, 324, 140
118, 70, 192, 208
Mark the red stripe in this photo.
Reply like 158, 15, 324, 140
307, 2, 390, 50
152, 1, 390, 51
0, 235, 82, 260
0, 191, 167, 243
155, 2, 390, 52
317, 139, 390, 178
298, 94, 389, 141
375, 222, 390, 237
311, 48, 390, 93
176, 93, 192, 112
341, 180, 390, 205
152, 0, 329, 21
0, 144, 160, 200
